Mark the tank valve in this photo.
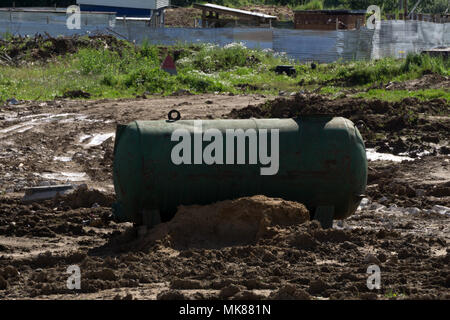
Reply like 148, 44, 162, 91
168, 109, 181, 122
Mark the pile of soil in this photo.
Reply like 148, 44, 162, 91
58, 185, 115, 210
227, 93, 450, 157
165, 8, 200, 28
0, 196, 115, 239
165, 6, 293, 28
0, 34, 132, 65
241, 5, 293, 21
385, 73, 450, 91
144, 195, 310, 249
367, 156, 450, 208
1, 193, 448, 299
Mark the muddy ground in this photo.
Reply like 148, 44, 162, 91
0, 92, 449, 300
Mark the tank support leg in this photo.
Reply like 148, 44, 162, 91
314, 206, 334, 229
138, 209, 162, 239
143, 209, 161, 228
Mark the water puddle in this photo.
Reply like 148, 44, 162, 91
0, 113, 100, 136
366, 148, 414, 162
36, 172, 88, 182
357, 198, 450, 215
79, 134, 92, 143
53, 156, 73, 162
87, 133, 115, 146
79, 132, 115, 146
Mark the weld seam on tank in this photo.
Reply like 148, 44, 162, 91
135, 120, 146, 224
342, 118, 354, 215
250, 117, 262, 195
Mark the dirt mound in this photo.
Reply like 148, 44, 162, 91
165, 6, 293, 28
228, 93, 448, 121
241, 5, 293, 21
227, 93, 450, 157
367, 156, 450, 208
0, 34, 131, 65
59, 185, 115, 209
0, 196, 117, 238
165, 8, 200, 28
385, 74, 450, 91
145, 195, 309, 249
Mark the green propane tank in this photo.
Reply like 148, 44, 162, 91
113, 115, 367, 229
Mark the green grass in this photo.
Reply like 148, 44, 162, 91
293, 0, 324, 10
356, 89, 450, 102
0, 39, 448, 102
0, 42, 297, 101
384, 289, 406, 299
297, 54, 450, 86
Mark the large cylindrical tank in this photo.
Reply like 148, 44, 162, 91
113, 116, 367, 226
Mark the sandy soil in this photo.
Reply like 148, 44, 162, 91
0, 93, 449, 300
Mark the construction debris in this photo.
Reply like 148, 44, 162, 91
22, 184, 74, 203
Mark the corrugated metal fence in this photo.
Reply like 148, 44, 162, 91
0, 10, 448, 63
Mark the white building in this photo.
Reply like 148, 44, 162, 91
76, 0, 170, 17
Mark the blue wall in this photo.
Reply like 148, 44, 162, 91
79, 4, 152, 17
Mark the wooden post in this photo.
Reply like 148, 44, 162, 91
336, 18, 338, 30
403, 0, 407, 20
202, 9, 206, 28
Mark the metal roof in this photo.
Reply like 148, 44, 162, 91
193, 3, 277, 20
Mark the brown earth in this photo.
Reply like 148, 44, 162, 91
165, 6, 293, 28
0, 93, 449, 300
0, 34, 130, 65
143, 195, 310, 249
385, 74, 450, 91
0, 35, 196, 67
228, 93, 450, 158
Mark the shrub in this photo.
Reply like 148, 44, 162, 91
294, 0, 324, 10
189, 43, 262, 73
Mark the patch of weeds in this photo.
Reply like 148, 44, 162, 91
0, 38, 448, 101
384, 289, 406, 299
356, 89, 450, 102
